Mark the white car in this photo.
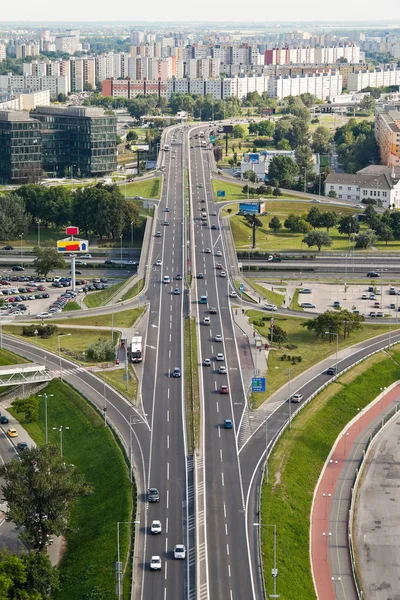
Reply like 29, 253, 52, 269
263, 304, 277, 311
156, 259, 162, 266
229, 290, 237, 298
220, 271, 226, 277
150, 556, 162, 570
218, 365, 227, 374
291, 393, 303, 403
36, 312, 51, 319
174, 544, 186, 559
203, 358, 211, 366
301, 302, 316, 309
203, 317, 211, 325
81, 254, 92, 259
215, 334, 223, 342
205, 248, 211, 254
151, 520, 162, 534
215, 250, 222, 256
163, 275, 170, 284
216, 353, 224, 361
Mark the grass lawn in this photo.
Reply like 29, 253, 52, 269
0, 347, 29, 366
213, 180, 309, 204
9, 379, 133, 600
52, 307, 144, 329
0, 225, 64, 247
245, 279, 285, 306
120, 277, 145, 302
122, 178, 161, 199
289, 288, 303, 311
246, 310, 399, 405
84, 280, 128, 308
98, 365, 138, 405
3, 326, 119, 365
233, 279, 257, 303
62, 301, 81, 311
260, 348, 400, 599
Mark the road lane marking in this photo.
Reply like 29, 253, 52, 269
166, 517, 169, 534
214, 381, 217, 390
221, 472, 224, 486
220, 449, 223, 462
224, 503, 226, 518
166, 489, 169, 509
167, 462, 170, 480
167, 408, 169, 420
165, 562, 168, 580
167, 434, 169, 449
169, 350, 171, 358
216, 401, 219, 413
226, 544, 230, 556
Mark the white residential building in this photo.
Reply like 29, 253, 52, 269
0, 73, 69, 99
324, 166, 400, 208
347, 68, 400, 91
0, 43, 6, 62
270, 71, 342, 101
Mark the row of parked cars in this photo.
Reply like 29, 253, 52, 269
37, 289, 80, 318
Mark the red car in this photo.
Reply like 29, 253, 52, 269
220, 385, 229, 395
216, 264, 223, 270
37, 285, 46, 291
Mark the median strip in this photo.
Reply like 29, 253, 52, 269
185, 317, 200, 453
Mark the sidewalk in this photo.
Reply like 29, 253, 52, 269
311, 383, 400, 600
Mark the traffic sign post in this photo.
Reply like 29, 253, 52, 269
252, 377, 266, 393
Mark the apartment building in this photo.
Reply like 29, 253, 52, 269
324, 166, 400, 208
15, 42, 40, 59
0, 43, 5, 62
264, 44, 360, 65
55, 31, 81, 55
70, 57, 96, 92
348, 67, 400, 91
375, 106, 400, 168
270, 71, 342, 100
0, 73, 69, 99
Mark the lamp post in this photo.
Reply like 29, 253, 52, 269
265, 416, 268, 483
322, 493, 331, 519
37, 219, 41, 247
38, 392, 54, 444
120, 233, 123, 269
253, 522, 278, 597
342, 431, 350, 455
130, 221, 134, 249
329, 459, 338, 485
19, 233, 24, 268
117, 521, 139, 600
52, 425, 69, 458
288, 367, 292, 430
323, 531, 332, 560
325, 331, 338, 379
58, 333, 71, 382
331, 576, 342, 594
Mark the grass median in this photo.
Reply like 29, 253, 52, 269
9, 379, 133, 600
245, 279, 285, 307
247, 310, 400, 406
84, 280, 128, 308
122, 177, 161, 199
260, 348, 400, 599
289, 288, 303, 311
120, 277, 145, 302
0, 347, 29, 366
98, 364, 139, 405
185, 317, 200, 453
52, 307, 144, 329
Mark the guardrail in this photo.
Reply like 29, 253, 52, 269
257, 337, 397, 600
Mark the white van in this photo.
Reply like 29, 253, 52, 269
163, 275, 170, 284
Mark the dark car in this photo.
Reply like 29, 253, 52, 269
147, 488, 160, 502
209, 307, 218, 314
3, 245, 13, 250
11, 266, 24, 272
100, 277, 108, 283
367, 271, 379, 278
224, 419, 233, 429
17, 442, 29, 452
176, 274, 183, 280
172, 367, 181, 378
326, 366, 337, 375
0, 415, 9, 424
70, 270, 82, 275
211, 225, 217, 230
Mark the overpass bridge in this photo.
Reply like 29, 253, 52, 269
0, 364, 52, 387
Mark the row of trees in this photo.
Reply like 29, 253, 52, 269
303, 309, 364, 340
334, 119, 380, 174
1, 183, 142, 242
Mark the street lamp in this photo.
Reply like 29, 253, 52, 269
253, 522, 278, 597
120, 233, 123, 269
52, 425, 69, 458
330, 459, 338, 485
117, 521, 139, 600
325, 331, 339, 379
58, 333, 71, 382
287, 367, 292, 430
342, 431, 350, 455
323, 532, 332, 561
322, 493, 331, 519
38, 392, 54, 444
130, 221, 134, 249
37, 219, 41, 247
19, 233, 24, 268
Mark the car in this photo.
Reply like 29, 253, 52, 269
163, 221, 169, 226
390, 303, 396, 309
100, 277, 108, 283
326, 366, 337, 375
37, 285, 46, 291
374, 302, 380, 308
148, 488, 160, 502
299, 288, 312, 294
369, 293, 375, 300
333, 301, 341, 308
175, 274, 183, 281
163, 275, 170, 284
134, 195, 143, 200
3, 245, 13, 250
216, 264, 223, 270
312, 199, 322, 203
367, 271, 379, 278
216, 353, 224, 361
198, 273, 204, 279
263, 304, 277, 311
17, 442, 29, 452
376, 311, 383, 317
209, 307, 217, 314
224, 419, 233, 429
211, 225, 217, 230
375, 289, 381, 295
203, 317, 211, 325
36, 312, 51, 319
355, 204, 364, 209
369, 311, 376, 317
215, 334, 222, 342
155, 231, 162, 238
11, 266, 24, 271
7, 428, 18, 438
0, 415, 9, 424
81, 254, 92, 259
229, 290, 237, 298
215, 250, 222, 257
220, 271, 226, 277
210, 211, 217, 216
205, 248, 211, 254
156, 259, 162, 266
361, 293, 367, 299
291, 393, 303, 403
151, 520, 162, 534
218, 366, 227, 374
150, 556, 162, 571
172, 367, 181, 378
174, 287, 180, 295
220, 385, 229, 394
300, 302, 316, 309
203, 358, 211, 366
75, 260, 86, 266
164, 207, 170, 212
174, 544, 186, 559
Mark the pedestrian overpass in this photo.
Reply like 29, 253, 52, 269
0, 364, 52, 387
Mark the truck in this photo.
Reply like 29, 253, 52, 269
131, 336, 143, 363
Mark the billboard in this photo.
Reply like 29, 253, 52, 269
57, 239, 89, 253
66, 226, 79, 236
132, 145, 149, 151
222, 125, 233, 133
239, 202, 260, 215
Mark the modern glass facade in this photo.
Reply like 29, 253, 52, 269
0, 113, 42, 184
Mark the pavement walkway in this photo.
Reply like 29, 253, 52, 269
311, 383, 400, 600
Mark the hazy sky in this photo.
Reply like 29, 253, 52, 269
1, 0, 400, 23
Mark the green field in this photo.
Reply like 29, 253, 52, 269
289, 288, 303, 311
62, 301, 81, 311
213, 179, 307, 204
52, 307, 144, 329
0, 347, 29, 366
84, 280, 128, 308
9, 379, 133, 600
247, 310, 398, 405
245, 279, 285, 306
260, 348, 400, 599
120, 277, 145, 301
122, 177, 161, 199
3, 326, 119, 365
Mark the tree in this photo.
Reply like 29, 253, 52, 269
249, 120, 274, 137
328, 190, 337, 198
306, 207, 322, 229
276, 138, 291, 150
265, 186, 273, 196
355, 228, 378, 249
295, 145, 315, 183
57, 92, 67, 103
284, 213, 311, 234
303, 310, 342, 338
243, 169, 256, 183
33, 247, 66, 279
232, 125, 245, 139
0, 193, 30, 241
11, 396, 39, 422
0, 549, 59, 599
359, 95, 376, 114
378, 225, 394, 245
334, 119, 380, 173
363, 204, 380, 229
126, 130, 138, 142
269, 216, 282, 233
86, 339, 116, 361
319, 211, 337, 232
0, 445, 91, 552
289, 117, 310, 148
273, 187, 282, 197
311, 126, 331, 153
270, 324, 287, 347
302, 231, 332, 251
337, 215, 360, 237
268, 155, 299, 187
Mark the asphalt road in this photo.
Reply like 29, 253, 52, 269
0, 428, 26, 553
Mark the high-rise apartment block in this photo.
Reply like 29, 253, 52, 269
375, 106, 400, 168
55, 31, 81, 55
264, 45, 360, 65
0, 43, 6, 62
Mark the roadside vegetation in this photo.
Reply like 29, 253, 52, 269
120, 277, 145, 301
260, 348, 400, 599
245, 279, 285, 306
84, 280, 128, 308
98, 365, 139, 405
122, 178, 161, 199
53, 307, 144, 328
185, 317, 200, 453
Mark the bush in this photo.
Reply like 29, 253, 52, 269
22, 324, 59, 338
86, 339, 116, 362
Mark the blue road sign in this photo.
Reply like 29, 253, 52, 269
239, 283, 244, 292
252, 377, 266, 393
217, 190, 226, 197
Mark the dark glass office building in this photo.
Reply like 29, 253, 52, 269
0, 111, 42, 184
